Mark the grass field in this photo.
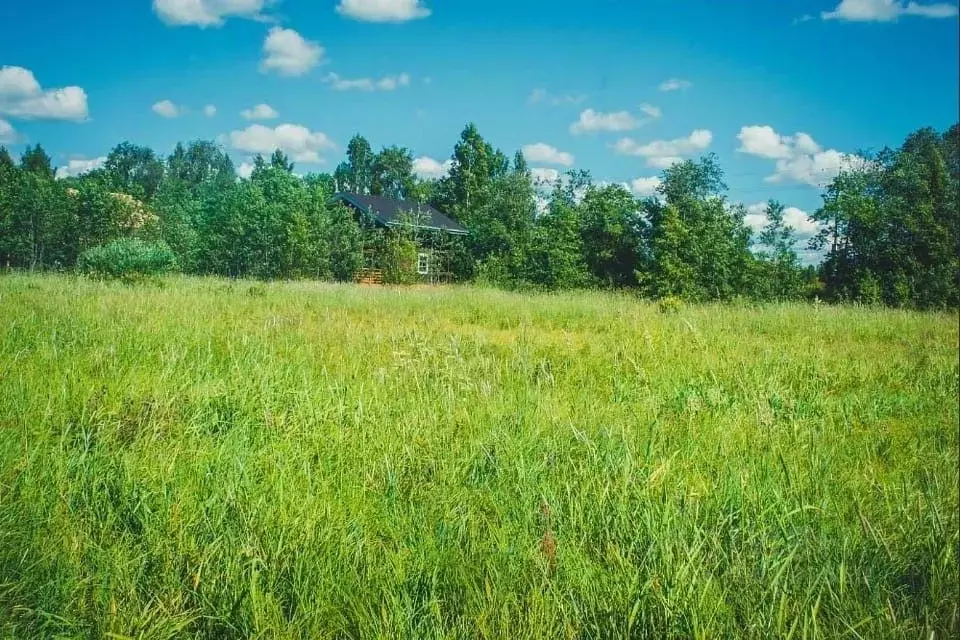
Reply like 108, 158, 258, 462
0, 275, 957, 639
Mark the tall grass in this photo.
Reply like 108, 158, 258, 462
0, 274, 956, 639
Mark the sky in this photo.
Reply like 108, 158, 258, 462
1, 0, 958, 247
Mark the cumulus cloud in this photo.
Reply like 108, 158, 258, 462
522, 142, 574, 167
0, 118, 15, 143
261, 27, 325, 77
413, 156, 452, 179
736, 125, 793, 159
241, 103, 279, 120
203, 104, 217, 117
336, 0, 431, 22
613, 129, 713, 168
737, 125, 867, 187
225, 123, 336, 163
744, 202, 820, 240
153, 0, 273, 27
659, 78, 692, 92
56, 156, 107, 179
570, 109, 640, 135
822, 0, 958, 21
323, 72, 411, 91
152, 100, 181, 118
0, 66, 88, 121
629, 176, 662, 197
528, 88, 587, 106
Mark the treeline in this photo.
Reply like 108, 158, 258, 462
0, 123, 957, 307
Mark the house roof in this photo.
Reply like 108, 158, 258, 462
335, 192, 469, 236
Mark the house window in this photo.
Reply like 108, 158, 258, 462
417, 252, 430, 275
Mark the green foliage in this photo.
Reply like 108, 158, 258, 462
334, 135, 375, 195
378, 213, 420, 285
523, 173, 592, 289
77, 237, 178, 281
327, 204, 364, 281
812, 125, 959, 308
1, 122, 956, 307
371, 145, 417, 200
753, 200, 806, 301
103, 142, 165, 201
643, 157, 754, 301
579, 183, 643, 287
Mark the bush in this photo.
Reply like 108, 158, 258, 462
78, 238, 178, 282
379, 227, 419, 286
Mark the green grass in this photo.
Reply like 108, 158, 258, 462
0, 274, 957, 639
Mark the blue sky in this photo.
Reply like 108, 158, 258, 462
1, 0, 958, 238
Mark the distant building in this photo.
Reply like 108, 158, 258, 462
334, 192, 468, 284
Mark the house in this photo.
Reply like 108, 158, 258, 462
334, 192, 469, 283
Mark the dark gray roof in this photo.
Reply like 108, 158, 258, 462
335, 192, 469, 235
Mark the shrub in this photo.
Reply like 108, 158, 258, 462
78, 238, 178, 283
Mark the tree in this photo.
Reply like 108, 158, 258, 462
513, 150, 529, 177
811, 125, 959, 308
334, 135, 375, 194
0, 146, 15, 171
522, 172, 591, 289
166, 140, 236, 192
579, 184, 643, 287
270, 149, 295, 173
438, 123, 509, 225
327, 204, 363, 281
755, 200, 804, 300
371, 146, 417, 200
20, 145, 54, 180
643, 156, 753, 300
104, 142, 165, 200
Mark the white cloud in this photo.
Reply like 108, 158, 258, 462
241, 103, 279, 120
336, 0, 431, 22
203, 104, 217, 117
613, 129, 713, 168
237, 161, 255, 179
530, 167, 560, 185
261, 27, 325, 77
0, 66, 40, 97
0, 66, 88, 121
570, 109, 639, 135
639, 103, 662, 119
153, 0, 272, 27
769, 149, 869, 187
226, 123, 336, 164
529, 88, 587, 106
323, 72, 411, 91
56, 156, 106, 179
629, 176, 662, 197
737, 125, 866, 187
413, 156, 452, 179
736, 125, 793, 159
745, 202, 820, 240
822, 0, 958, 21
0, 118, 15, 143
152, 100, 181, 118
659, 78, 692, 92
522, 142, 574, 167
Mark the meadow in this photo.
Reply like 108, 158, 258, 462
0, 274, 956, 639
